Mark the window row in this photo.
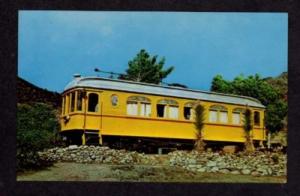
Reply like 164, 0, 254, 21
208, 106, 261, 126
126, 97, 189, 119
62, 93, 261, 126
125, 96, 261, 126
62, 91, 99, 114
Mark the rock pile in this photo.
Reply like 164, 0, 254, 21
38, 145, 161, 165
168, 150, 286, 176
38, 146, 286, 177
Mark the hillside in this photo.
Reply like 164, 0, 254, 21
264, 72, 287, 101
17, 77, 61, 108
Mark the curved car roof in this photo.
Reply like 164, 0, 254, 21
64, 76, 265, 108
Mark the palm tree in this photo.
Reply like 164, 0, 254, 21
243, 109, 255, 152
193, 102, 206, 152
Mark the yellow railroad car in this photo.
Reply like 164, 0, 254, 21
60, 75, 266, 150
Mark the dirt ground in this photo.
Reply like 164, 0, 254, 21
17, 162, 286, 183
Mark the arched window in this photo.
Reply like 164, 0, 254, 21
127, 96, 151, 117
184, 102, 196, 120
209, 105, 228, 123
88, 93, 99, 112
157, 99, 179, 119
232, 108, 245, 125
254, 111, 260, 126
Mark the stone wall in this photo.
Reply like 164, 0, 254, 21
168, 150, 286, 176
38, 145, 161, 165
38, 145, 286, 177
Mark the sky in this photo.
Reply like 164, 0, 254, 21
18, 11, 288, 93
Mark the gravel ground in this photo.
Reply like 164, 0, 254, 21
17, 162, 286, 183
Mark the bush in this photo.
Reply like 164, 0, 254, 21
17, 103, 60, 171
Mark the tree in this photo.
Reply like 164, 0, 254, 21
210, 73, 287, 134
210, 75, 233, 93
243, 109, 255, 152
120, 49, 174, 84
265, 100, 288, 133
264, 72, 287, 99
17, 103, 60, 171
193, 102, 206, 152
236, 74, 279, 106
211, 74, 280, 106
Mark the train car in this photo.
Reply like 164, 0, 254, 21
60, 74, 266, 150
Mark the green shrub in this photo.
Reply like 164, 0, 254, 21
17, 103, 60, 171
